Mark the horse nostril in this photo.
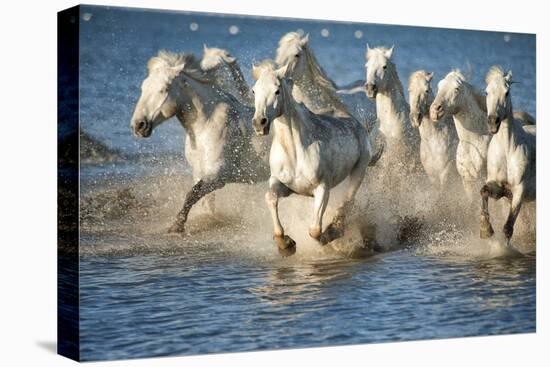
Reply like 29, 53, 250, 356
260, 118, 267, 125
137, 121, 146, 130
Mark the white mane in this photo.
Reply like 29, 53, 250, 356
485, 65, 507, 85
252, 59, 278, 81
276, 32, 338, 91
200, 45, 252, 104
147, 50, 213, 84
445, 69, 487, 112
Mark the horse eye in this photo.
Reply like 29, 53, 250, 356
383, 65, 387, 70
275, 89, 280, 95
505, 90, 510, 97
295, 54, 300, 58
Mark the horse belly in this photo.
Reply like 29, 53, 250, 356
185, 131, 227, 180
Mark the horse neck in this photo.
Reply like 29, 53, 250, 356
452, 86, 489, 139
273, 82, 310, 157
418, 91, 438, 136
376, 65, 409, 127
175, 75, 229, 132
495, 101, 519, 146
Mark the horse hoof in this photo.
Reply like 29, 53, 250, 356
503, 224, 514, 240
480, 224, 494, 239
480, 216, 494, 239
274, 235, 296, 257
309, 226, 322, 240
168, 221, 186, 234
320, 223, 344, 245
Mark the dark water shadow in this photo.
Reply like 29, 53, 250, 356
36, 340, 57, 354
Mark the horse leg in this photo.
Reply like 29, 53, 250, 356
168, 178, 225, 233
265, 178, 295, 256
462, 179, 478, 205
503, 186, 524, 240
309, 184, 329, 242
479, 181, 509, 238
204, 192, 216, 215
321, 160, 366, 245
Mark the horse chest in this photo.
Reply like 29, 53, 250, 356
269, 142, 321, 195
456, 138, 489, 180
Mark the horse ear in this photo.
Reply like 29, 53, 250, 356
300, 33, 309, 46
203, 44, 208, 52
365, 43, 372, 59
505, 70, 513, 83
385, 45, 394, 59
276, 64, 289, 79
426, 72, 434, 82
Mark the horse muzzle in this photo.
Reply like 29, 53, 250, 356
410, 112, 422, 128
487, 115, 501, 134
133, 120, 153, 138
429, 105, 444, 122
253, 117, 270, 136
365, 83, 378, 99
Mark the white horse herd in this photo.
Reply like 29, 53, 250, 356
130, 31, 535, 256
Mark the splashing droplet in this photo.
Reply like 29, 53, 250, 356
321, 28, 330, 38
190, 22, 199, 31
229, 25, 240, 35
354, 30, 363, 39
296, 28, 305, 36
82, 13, 93, 22
503, 34, 512, 43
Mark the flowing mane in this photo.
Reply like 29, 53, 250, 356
387, 61, 405, 97
147, 50, 214, 84
447, 69, 487, 113
276, 32, 338, 91
201, 46, 251, 103
485, 65, 507, 85
252, 59, 278, 81
408, 70, 430, 87
275, 32, 351, 117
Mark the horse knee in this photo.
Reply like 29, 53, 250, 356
480, 184, 490, 198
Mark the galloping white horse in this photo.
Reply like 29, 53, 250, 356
252, 66, 378, 256
130, 51, 269, 233
365, 45, 420, 168
408, 70, 458, 190
429, 70, 491, 202
275, 32, 353, 118
480, 67, 536, 240
201, 45, 253, 106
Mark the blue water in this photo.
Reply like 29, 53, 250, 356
76, 5, 536, 362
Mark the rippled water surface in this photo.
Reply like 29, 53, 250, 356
75, 5, 536, 362
80, 249, 535, 361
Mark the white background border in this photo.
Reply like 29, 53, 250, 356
0, 0, 547, 366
